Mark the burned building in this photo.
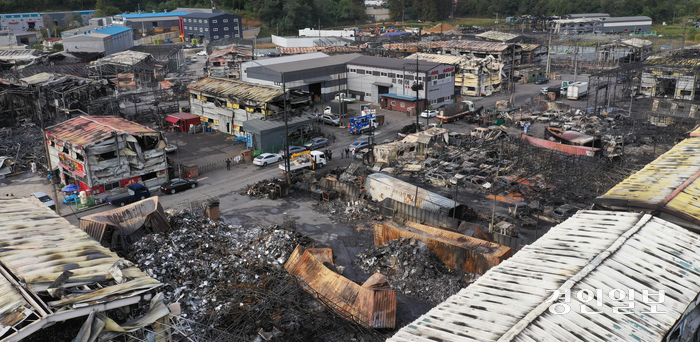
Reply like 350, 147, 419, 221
188, 77, 313, 136
405, 53, 504, 97
89, 50, 164, 90
436, 41, 521, 76
207, 43, 252, 78
44, 116, 168, 202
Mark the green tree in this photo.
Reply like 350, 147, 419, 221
72, 13, 84, 25
52, 43, 64, 52
104, 6, 122, 15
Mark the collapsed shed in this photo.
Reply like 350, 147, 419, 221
365, 173, 468, 217
165, 112, 201, 132
0, 196, 163, 341
388, 211, 700, 342
79, 196, 170, 253
374, 221, 512, 274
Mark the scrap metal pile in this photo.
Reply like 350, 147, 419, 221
128, 211, 384, 342
0, 125, 47, 173
355, 238, 474, 305
314, 198, 381, 224
245, 178, 286, 198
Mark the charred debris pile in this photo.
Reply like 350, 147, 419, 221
128, 210, 385, 342
0, 125, 47, 174
356, 238, 475, 305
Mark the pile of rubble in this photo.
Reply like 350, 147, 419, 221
355, 238, 474, 305
314, 198, 380, 224
128, 211, 384, 341
245, 178, 286, 198
399, 123, 421, 136
0, 125, 47, 173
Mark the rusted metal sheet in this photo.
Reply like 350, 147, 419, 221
285, 245, 396, 328
521, 134, 600, 156
388, 211, 700, 342
79, 197, 170, 250
188, 77, 283, 104
45, 116, 157, 149
374, 221, 512, 274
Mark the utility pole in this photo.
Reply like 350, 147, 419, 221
283, 73, 291, 184
682, 23, 688, 50
573, 43, 579, 82
545, 31, 552, 75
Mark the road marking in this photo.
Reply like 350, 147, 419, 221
197, 177, 208, 181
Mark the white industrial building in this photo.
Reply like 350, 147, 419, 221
298, 28, 356, 38
346, 55, 455, 108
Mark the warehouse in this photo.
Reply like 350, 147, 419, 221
188, 77, 313, 136
111, 11, 187, 38
44, 116, 168, 201
388, 210, 700, 342
63, 26, 134, 55
241, 52, 360, 102
601, 16, 652, 33
346, 55, 455, 109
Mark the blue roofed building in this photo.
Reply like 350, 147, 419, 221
63, 25, 134, 55
111, 11, 187, 38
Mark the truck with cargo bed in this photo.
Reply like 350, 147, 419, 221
280, 150, 326, 173
567, 82, 588, 100
436, 101, 484, 123
105, 183, 151, 206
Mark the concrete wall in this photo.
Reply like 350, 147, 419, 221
271, 35, 319, 48
299, 28, 356, 38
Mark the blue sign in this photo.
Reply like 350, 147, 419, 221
246, 133, 253, 147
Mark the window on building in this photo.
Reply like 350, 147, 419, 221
225, 34, 230, 38
445, 95, 451, 100
365, 70, 372, 75
234, 18, 238, 22
418, 76, 423, 81
204, 20, 208, 23
199, 19, 203, 23
430, 99, 437, 104
205, 28, 208, 31
397, 74, 403, 78
214, 35, 219, 39
200, 28, 203, 32
152, 21, 158, 27
380, 72, 388, 77
213, 28, 218, 31
223, 19, 229, 23
365, 92, 371, 96
391, 100, 396, 106
212, 19, 217, 23
104, 181, 121, 191
400, 102, 405, 108
224, 27, 229, 31
235, 34, 239, 37
432, 75, 438, 81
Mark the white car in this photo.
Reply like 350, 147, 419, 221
420, 110, 438, 118
192, 56, 198, 61
253, 153, 283, 166
197, 51, 207, 56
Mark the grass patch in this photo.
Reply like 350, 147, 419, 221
450, 18, 500, 28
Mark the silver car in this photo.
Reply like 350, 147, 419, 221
304, 138, 329, 150
321, 114, 340, 125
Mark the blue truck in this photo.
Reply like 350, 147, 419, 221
348, 114, 379, 134
105, 183, 151, 207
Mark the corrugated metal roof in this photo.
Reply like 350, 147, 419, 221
91, 50, 152, 66
644, 56, 700, 68
0, 197, 161, 339
253, 53, 361, 74
348, 55, 441, 72
519, 43, 542, 51
437, 40, 512, 52
404, 53, 464, 65
365, 173, 459, 211
117, 11, 188, 19
45, 116, 157, 148
476, 31, 520, 42
188, 77, 283, 103
389, 211, 700, 342
595, 138, 700, 226
622, 38, 652, 48
690, 126, 700, 137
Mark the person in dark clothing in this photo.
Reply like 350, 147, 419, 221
226, 158, 231, 170
328, 149, 333, 161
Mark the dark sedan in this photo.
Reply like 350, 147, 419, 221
161, 178, 198, 194
534, 78, 549, 85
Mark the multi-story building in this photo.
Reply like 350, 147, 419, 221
63, 26, 134, 55
182, 12, 242, 43
346, 55, 455, 110
44, 116, 168, 200
0, 13, 43, 32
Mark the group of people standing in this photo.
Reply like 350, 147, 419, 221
325, 147, 355, 161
